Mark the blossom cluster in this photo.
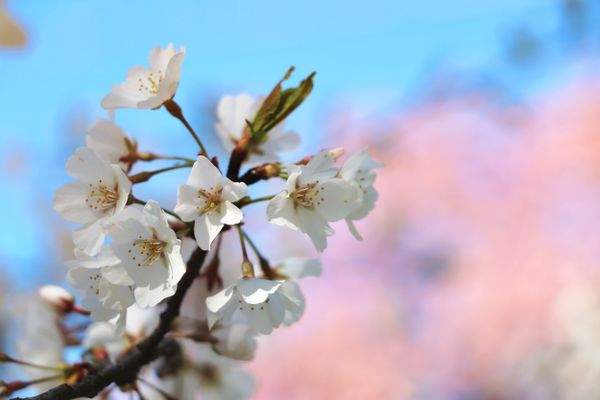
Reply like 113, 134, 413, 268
13, 44, 382, 399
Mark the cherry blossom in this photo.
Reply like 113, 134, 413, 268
108, 201, 186, 307
206, 277, 303, 335
66, 248, 135, 334
53, 147, 131, 255
216, 94, 300, 165
175, 156, 247, 250
339, 147, 383, 240
86, 119, 137, 172
101, 44, 185, 110
211, 320, 258, 361
267, 150, 361, 251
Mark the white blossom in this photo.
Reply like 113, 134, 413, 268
53, 147, 131, 255
101, 44, 185, 110
86, 119, 136, 172
272, 258, 321, 325
175, 156, 247, 250
339, 147, 383, 240
211, 320, 258, 361
108, 201, 186, 308
216, 94, 300, 165
267, 150, 361, 251
67, 248, 135, 334
206, 277, 302, 335
149, 342, 254, 400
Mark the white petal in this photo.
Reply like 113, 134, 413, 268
165, 242, 186, 286
193, 214, 223, 251
73, 220, 107, 255
66, 147, 115, 183
148, 43, 176, 71
279, 281, 305, 325
278, 258, 322, 279
175, 184, 200, 222
53, 182, 97, 224
237, 279, 281, 305
91, 306, 120, 323
102, 265, 134, 286
345, 218, 363, 241
314, 178, 362, 222
347, 186, 378, 220
219, 202, 243, 225
113, 165, 132, 213
340, 147, 383, 181
215, 94, 256, 147
299, 150, 338, 184
134, 283, 175, 307
241, 304, 278, 335
221, 180, 248, 202
262, 129, 301, 152
187, 156, 223, 189
86, 119, 131, 168
143, 200, 176, 243
266, 192, 299, 230
206, 285, 235, 313
295, 207, 333, 252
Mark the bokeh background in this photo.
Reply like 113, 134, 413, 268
3, 0, 600, 399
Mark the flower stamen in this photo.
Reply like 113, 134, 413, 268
87, 181, 119, 211
133, 238, 166, 267
292, 181, 323, 208
196, 187, 223, 215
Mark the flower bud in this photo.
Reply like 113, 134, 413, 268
328, 147, 345, 161
241, 261, 255, 279
38, 285, 74, 315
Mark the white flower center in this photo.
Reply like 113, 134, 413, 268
130, 235, 166, 267
292, 180, 324, 208
196, 187, 223, 215
137, 70, 164, 95
86, 180, 119, 212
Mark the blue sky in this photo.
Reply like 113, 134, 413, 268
0, 0, 568, 286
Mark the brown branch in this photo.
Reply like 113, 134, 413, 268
12, 246, 208, 400
226, 140, 249, 181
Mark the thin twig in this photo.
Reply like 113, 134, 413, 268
163, 99, 207, 156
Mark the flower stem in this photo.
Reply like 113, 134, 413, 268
127, 195, 183, 222
163, 99, 208, 157
242, 229, 276, 279
236, 225, 249, 262
138, 153, 195, 164
128, 163, 192, 184
236, 225, 254, 278
0, 353, 62, 371
239, 194, 275, 208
